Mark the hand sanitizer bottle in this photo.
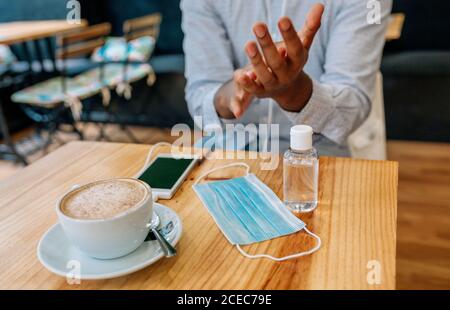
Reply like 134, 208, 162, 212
283, 125, 319, 213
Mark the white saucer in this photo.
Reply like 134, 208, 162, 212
37, 203, 182, 280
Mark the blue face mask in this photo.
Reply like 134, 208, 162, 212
193, 163, 321, 261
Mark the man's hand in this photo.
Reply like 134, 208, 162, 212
214, 66, 255, 119
238, 3, 324, 113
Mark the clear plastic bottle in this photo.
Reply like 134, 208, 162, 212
283, 125, 319, 213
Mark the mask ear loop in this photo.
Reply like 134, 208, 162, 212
236, 227, 321, 262
194, 163, 251, 185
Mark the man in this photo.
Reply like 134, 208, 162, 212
181, 0, 392, 156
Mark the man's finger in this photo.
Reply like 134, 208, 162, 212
230, 98, 243, 118
245, 41, 276, 87
229, 89, 246, 118
237, 72, 263, 94
278, 16, 304, 68
231, 91, 252, 118
230, 70, 255, 118
278, 46, 288, 59
298, 3, 324, 50
252, 23, 287, 78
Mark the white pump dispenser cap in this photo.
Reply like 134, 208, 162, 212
290, 125, 313, 151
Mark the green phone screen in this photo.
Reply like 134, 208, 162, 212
138, 157, 194, 190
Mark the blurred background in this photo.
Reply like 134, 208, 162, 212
0, 0, 449, 289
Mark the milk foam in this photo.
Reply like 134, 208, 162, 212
61, 179, 147, 220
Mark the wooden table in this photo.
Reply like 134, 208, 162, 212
386, 13, 405, 42
0, 20, 87, 45
0, 142, 398, 290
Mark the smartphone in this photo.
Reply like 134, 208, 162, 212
136, 154, 199, 200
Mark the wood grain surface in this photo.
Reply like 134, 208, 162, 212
388, 141, 450, 290
0, 141, 398, 290
386, 13, 405, 42
0, 20, 87, 45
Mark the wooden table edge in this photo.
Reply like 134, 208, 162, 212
0, 19, 88, 45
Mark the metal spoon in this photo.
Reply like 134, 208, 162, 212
148, 213, 177, 257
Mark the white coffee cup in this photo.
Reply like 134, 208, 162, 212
56, 178, 153, 259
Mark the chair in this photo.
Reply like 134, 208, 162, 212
0, 45, 28, 164
347, 13, 406, 159
0, 45, 16, 68
124, 13, 162, 41
121, 13, 163, 95
85, 13, 162, 142
11, 23, 112, 150
347, 72, 387, 160
87, 13, 162, 101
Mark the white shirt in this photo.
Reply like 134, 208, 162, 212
181, 0, 392, 155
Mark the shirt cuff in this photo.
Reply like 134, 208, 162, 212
282, 79, 345, 144
198, 83, 223, 129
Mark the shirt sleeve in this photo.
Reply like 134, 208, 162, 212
283, 0, 392, 145
180, 0, 235, 129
